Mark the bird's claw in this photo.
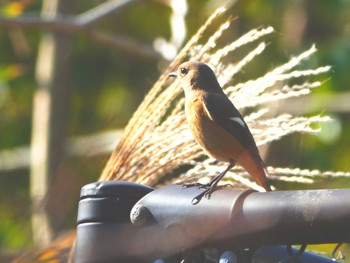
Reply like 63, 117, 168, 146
182, 182, 211, 189
191, 192, 205, 205
182, 182, 212, 189
182, 181, 224, 204
204, 190, 212, 198
199, 184, 212, 189
182, 182, 200, 188
191, 187, 213, 205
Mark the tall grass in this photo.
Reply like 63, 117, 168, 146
100, 8, 348, 190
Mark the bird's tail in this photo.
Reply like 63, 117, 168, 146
239, 152, 271, 192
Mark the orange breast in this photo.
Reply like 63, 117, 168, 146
185, 95, 270, 191
185, 97, 245, 162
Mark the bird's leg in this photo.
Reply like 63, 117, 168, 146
182, 161, 235, 189
190, 161, 236, 204
202, 161, 235, 194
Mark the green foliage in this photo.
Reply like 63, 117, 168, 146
0, 170, 32, 249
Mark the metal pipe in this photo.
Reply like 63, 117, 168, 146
75, 182, 349, 262
131, 185, 350, 250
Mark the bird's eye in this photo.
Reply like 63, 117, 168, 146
180, 67, 188, 76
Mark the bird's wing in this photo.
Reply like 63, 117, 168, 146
202, 92, 261, 156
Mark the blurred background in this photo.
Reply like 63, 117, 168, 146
0, 0, 349, 260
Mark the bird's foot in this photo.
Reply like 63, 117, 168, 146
190, 183, 232, 204
191, 186, 215, 205
181, 181, 215, 204
182, 176, 231, 204
182, 182, 212, 189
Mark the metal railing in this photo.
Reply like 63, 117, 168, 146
74, 181, 350, 262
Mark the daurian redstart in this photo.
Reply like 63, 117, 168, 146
169, 61, 271, 200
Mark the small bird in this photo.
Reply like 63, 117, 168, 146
169, 61, 271, 201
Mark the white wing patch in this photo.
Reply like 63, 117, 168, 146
230, 117, 246, 127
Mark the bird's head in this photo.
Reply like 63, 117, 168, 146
169, 61, 221, 94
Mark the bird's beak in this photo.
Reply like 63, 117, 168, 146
168, 71, 178, 78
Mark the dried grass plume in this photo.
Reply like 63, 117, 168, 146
100, 8, 349, 190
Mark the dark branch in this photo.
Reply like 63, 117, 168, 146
0, 0, 163, 60
0, 15, 79, 32
87, 31, 163, 59
76, 0, 137, 26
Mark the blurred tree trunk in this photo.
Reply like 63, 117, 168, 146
30, 0, 75, 248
